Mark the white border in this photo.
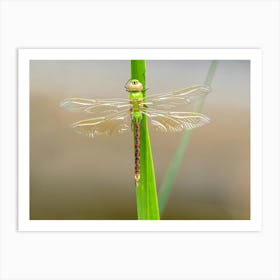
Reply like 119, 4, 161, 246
18, 49, 262, 232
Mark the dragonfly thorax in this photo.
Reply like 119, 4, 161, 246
129, 90, 144, 123
129, 91, 143, 101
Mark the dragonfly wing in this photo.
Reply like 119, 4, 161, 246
143, 84, 210, 110
71, 110, 131, 137
60, 98, 131, 116
144, 110, 210, 132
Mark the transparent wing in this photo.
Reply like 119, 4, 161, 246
143, 84, 210, 110
71, 110, 131, 138
144, 109, 210, 132
60, 98, 131, 117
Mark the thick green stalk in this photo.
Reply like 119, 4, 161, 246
158, 61, 219, 215
131, 60, 160, 220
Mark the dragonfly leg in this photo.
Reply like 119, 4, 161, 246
124, 78, 132, 92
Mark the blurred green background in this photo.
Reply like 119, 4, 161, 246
30, 60, 250, 220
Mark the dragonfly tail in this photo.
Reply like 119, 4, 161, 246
134, 122, 141, 187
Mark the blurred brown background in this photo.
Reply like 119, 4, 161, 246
30, 60, 250, 220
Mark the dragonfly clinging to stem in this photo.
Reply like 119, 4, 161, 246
60, 79, 211, 186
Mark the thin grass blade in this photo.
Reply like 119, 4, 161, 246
131, 60, 160, 220
158, 61, 219, 215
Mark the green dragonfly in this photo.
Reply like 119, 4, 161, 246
60, 79, 210, 186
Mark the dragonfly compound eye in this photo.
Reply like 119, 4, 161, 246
127, 79, 143, 92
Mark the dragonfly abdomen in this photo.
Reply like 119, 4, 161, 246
134, 121, 141, 186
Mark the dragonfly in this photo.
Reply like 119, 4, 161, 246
60, 79, 211, 186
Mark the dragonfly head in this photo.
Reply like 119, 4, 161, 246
126, 79, 143, 92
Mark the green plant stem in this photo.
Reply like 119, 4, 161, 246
131, 60, 160, 220
158, 61, 219, 215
